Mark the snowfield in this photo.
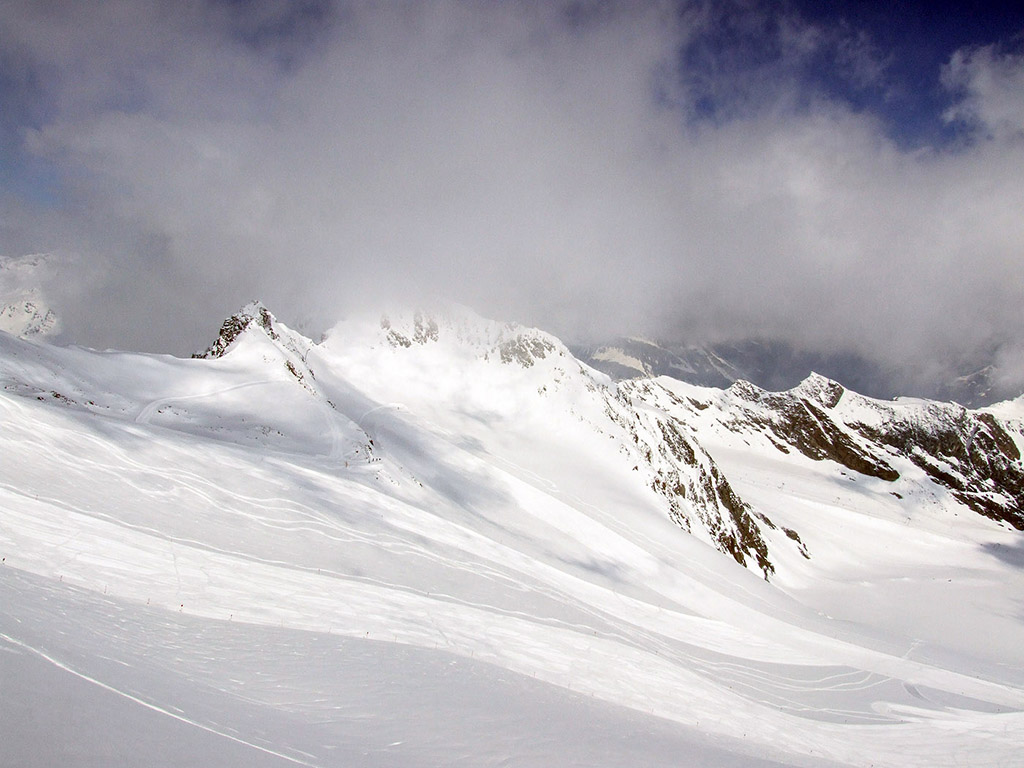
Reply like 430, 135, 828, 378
2, 305, 1023, 767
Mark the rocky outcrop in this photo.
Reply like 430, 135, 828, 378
851, 405, 1024, 529
194, 301, 279, 358
604, 383, 778, 578
497, 335, 557, 368
722, 377, 900, 481
643, 372, 1024, 534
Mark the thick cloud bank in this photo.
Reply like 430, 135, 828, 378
1, 1, 1023, 396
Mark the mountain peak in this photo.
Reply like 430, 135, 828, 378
0, 253, 64, 340
379, 310, 440, 348
324, 304, 568, 370
792, 372, 845, 409
726, 378, 765, 401
193, 300, 281, 359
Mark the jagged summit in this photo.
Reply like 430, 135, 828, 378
651, 371, 1024, 530
312, 305, 786, 577
193, 300, 280, 359
725, 378, 765, 401
182, 300, 1024, 565
791, 372, 845, 409
193, 300, 315, 365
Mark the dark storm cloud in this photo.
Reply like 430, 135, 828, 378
1, 0, 1023, 396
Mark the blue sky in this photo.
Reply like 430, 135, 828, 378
678, 0, 1024, 144
799, 0, 1023, 135
1, 0, 1023, 395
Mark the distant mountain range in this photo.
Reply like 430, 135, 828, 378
574, 335, 1018, 407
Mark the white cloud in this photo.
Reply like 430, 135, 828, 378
943, 43, 1024, 140
2, 1, 1023, 397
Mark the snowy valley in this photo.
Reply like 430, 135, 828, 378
2, 303, 1024, 767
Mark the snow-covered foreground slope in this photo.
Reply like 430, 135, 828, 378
2, 306, 1024, 767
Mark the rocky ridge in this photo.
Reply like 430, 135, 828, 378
632, 372, 1024, 532
14, 298, 1020, 580
190, 304, 1024, 578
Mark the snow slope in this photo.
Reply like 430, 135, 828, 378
2, 306, 1024, 767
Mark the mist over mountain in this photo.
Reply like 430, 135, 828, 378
1, 246, 1019, 407
4, 4, 1024, 763
0, 254, 63, 341
2, 1, 1023, 401
575, 334, 1021, 407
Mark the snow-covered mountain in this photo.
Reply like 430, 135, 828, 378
574, 335, 741, 386
2, 303, 1024, 767
0, 254, 62, 340
577, 336, 1022, 408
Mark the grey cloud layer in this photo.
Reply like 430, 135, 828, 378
2, 1, 1023, 396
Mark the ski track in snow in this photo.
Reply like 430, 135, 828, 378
134, 379, 283, 424
5, 411, 1024, 766
0, 632, 319, 767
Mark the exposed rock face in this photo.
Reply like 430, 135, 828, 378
602, 383, 778, 578
645, 420, 775, 577
639, 372, 1024, 533
379, 309, 562, 369
380, 313, 433, 348
497, 335, 557, 368
195, 301, 280, 359
356, 308, 782, 577
850, 406, 1024, 528
0, 298, 59, 338
724, 378, 901, 482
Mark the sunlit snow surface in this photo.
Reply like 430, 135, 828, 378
2, 311, 1024, 768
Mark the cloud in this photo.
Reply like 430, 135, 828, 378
942, 42, 1024, 140
1, 0, 1023, 398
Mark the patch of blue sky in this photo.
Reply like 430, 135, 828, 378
675, 0, 1024, 149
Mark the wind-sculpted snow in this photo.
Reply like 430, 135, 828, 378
2, 306, 1024, 767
